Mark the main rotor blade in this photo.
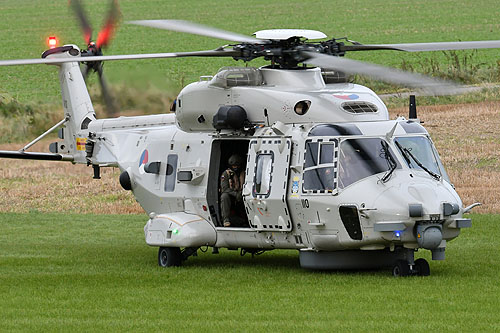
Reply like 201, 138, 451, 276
0, 49, 241, 66
96, 0, 121, 49
69, 0, 93, 45
342, 40, 500, 52
128, 19, 265, 44
303, 52, 461, 95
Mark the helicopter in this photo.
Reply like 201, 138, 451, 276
0, 0, 496, 276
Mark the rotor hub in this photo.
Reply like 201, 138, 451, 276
232, 37, 346, 69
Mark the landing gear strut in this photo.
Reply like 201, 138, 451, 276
392, 258, 430, 277
157, 247, 199, 267
392, 260, 411, 277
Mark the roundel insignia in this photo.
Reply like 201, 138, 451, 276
333, 94, 359, 100
139, 149, 149, 167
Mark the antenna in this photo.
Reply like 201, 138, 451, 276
409, 95, 417, 119
264, 108, 270, 126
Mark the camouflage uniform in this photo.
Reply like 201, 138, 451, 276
220, 168, 245, 226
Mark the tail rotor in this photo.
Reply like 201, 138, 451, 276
70, 0, 120, 116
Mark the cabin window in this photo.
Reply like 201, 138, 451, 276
320, 143, 335, 164
165, 154, 178, 192
294, 100, 311, 115
338, 138, 400, 189
253, 153, 273, 196
303, 139, 338, 193
304, 142, 319, 168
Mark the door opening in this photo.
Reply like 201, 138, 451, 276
207, 139, 250, 227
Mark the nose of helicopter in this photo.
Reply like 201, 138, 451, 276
405, 182, 460, 216
365, 176, 462, 258
373, 178, 460, 218
407, 183, 439, 204
370, 175, 462, 238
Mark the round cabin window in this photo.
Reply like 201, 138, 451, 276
294, 100, 311, 115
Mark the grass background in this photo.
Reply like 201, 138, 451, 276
2, 0, 500, 141
1, 0, 500, 103
0, 212, 498, 331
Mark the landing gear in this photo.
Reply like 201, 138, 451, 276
414, 258, 430, 276
392, 260, 411, 277
157, 247, 200, 267
158, 247, 182, 267
392, 258, 430, 277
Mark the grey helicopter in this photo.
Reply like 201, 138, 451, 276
0, 0, 494, 276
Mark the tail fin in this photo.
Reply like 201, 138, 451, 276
45, 45, 96, 164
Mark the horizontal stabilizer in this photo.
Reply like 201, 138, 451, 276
0, 150, 73, 162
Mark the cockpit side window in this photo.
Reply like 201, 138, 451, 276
338, 138, 401, 189
303, 139, 338, 193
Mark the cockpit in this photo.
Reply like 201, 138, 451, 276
338, 138, 401, 189
394, 136, 450, 183
303, 123, 450, 192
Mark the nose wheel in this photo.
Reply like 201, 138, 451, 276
392, 258, 430, 277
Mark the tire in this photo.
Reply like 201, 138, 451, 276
415, 258, 430, 276
158, 247, 182, 267
392, 260, 411, 277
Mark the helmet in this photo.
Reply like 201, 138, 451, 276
228, 154, 243, 167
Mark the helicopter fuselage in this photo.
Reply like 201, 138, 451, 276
68, 63, 470, 271
2, 9, 496, 276
32, 46, 471, 273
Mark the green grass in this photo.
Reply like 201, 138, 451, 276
2, 0, 500, 143
0, 212, 498, 331
1, 0, 500, 104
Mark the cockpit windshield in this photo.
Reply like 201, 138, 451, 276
338, 138, 401, 189
394, 136, 450, 182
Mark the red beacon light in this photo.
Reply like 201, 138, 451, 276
47, 36, 58, 49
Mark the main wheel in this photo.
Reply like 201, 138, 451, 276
158, 247, 182, 267
392, 260, 411, 277
415, 258, 430, 276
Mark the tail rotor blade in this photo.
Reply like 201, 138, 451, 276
81, 63, 90, 81
96, 65, 118, 116
69, 0, 93, 45
96, 0, 121, 49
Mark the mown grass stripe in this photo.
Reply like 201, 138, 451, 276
0, 212, 498, 331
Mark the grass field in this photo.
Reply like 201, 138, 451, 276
3, 99, 500, 214
0, 212, 498, 331
1, 0, 500, 103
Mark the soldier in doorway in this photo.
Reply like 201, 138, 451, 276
220, 154, 245, 227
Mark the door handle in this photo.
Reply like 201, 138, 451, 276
242, 186, 251, 196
